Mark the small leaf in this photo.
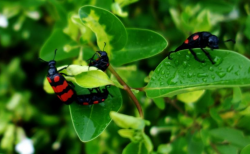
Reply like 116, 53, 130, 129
241, 144, 250, 154
39, 29, 79, 61
152, 98, 165, 110
232, 87, 242, 103
122, 142, 148, 154
209, 108, 223, 125
177, 90, 205, 104
79, 5, 127, 53
110, 111, 150, 130
69, 86, 122, 142
59, 65, 114, 88
145, 49, 250, 98
111, 28, 168, 66
217, 145, 238, 154
210, 127, 250, 148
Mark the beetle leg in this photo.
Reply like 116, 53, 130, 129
58, 64, 70, 72
201, 48, 215, 64
189, 48, 205, 63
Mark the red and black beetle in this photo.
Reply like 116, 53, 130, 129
76, 86, 112, 105
167, 31, 235, 64
40, 49, 76, 105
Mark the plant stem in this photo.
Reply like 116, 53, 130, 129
108, 65, 144, 118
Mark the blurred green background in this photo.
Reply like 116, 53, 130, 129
1, 0, 250, 153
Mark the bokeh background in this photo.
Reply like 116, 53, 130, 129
1, 0, 250, 153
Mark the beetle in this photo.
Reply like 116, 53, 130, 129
167, 31, 235, 64
40, 49, 76, 105
76, 86, 112, 105
88, 43, 109, 71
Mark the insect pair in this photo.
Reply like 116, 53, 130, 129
167, 31, 235, 64
40, 46, 111, 105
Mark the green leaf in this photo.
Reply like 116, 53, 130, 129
122, 142, 148, 154
177, 90, 205, 104
152, 98, 165, 110
241, 144, 250, 154
110, 111, 150, 130
39, 29, 79, 61
209, 108, 223, 125
188, 134, 204, 154
217, 145, 238, 154
210, 127, 250, 148
232, 87, 242, 103
69, 86, 122, 142
60, 65, 114, 88
78, 5, 127, 53
111, 28, 168, 66
244, 15, 250, 40
145, 49, 250, 98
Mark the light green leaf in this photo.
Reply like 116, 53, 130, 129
241, 144, 250, 154
110, 111, 150, 130
217, 145, 238, 154
145, 49, 250, 98
69, 86, 122, 142
111, 28, 168, 66
79, 5, 127, 53
177, 90, 205, 104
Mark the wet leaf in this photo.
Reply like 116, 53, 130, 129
145, 49, 250, 98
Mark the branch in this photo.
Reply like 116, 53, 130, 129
108, 65, 144, 118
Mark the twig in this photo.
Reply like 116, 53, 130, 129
108, 65, 144, 118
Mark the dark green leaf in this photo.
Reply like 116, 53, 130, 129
122, 142, 148, 154
69, 86, 122, 142
111, 28, 168, 66
152, 97, 165, 110
210, 127, 250, 148
217, 145, 238, 154
145, 49, 250, 98
39, 29, 79, 61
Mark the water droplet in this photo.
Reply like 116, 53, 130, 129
211, 75, 215, 79
166, 71, 170, 75
227, 65, 234, 72
201, 63, 206, 66
213, 56, 223, 65
188, 73, 193, 78
167, 73, 179, 85
174, 60, 179, 66
202, 78, 207, 82
239, 65, 242, 69
151, 76, 155, 81
186, 55, 190, 60
161, 70, 165, 75
218, 67, 222, 70
209, 66, 214, 71
160, 82, 164, 85
183, 61, 187, 68
235, 71, 239, 76
164, 61, 172, 66
216, 71, 226, 78
197, 73, 208, 78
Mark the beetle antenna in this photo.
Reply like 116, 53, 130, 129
103, 42, 106, 51
53, 49, 57, 60
224, 39, 235, 44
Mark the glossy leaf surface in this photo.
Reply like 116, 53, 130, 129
39, 29, 79, 61
145, 49, 250, 98
69, 86, 122, 142
111, 28, 168, 66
